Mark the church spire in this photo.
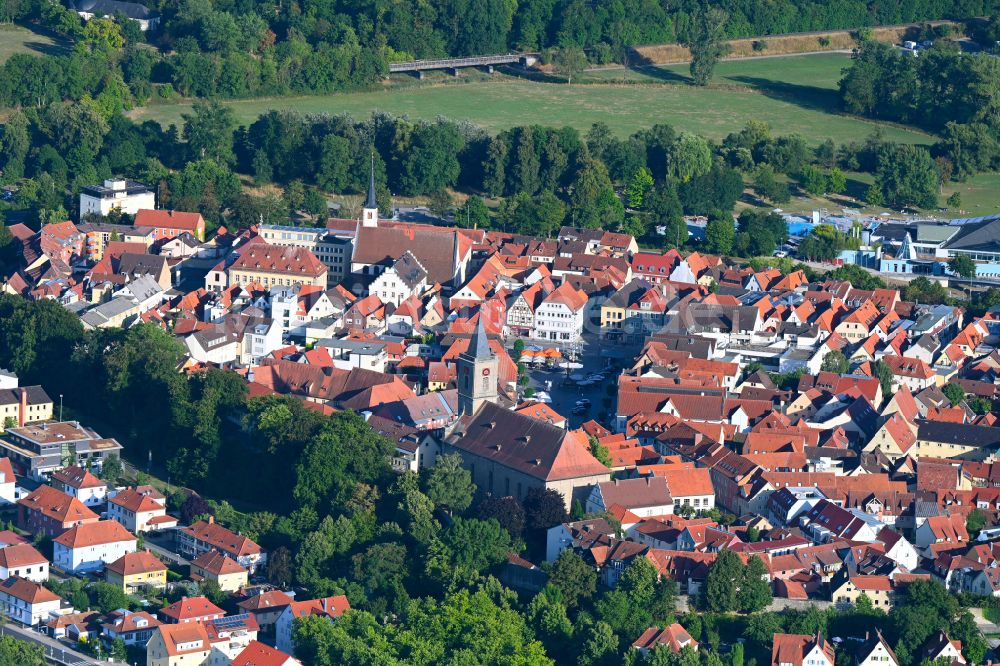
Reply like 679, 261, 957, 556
365, 155, 377, 210
470, 314, 493, 360
457, 313, 499, 416
362, 154, 379, 227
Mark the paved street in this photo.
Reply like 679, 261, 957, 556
1, 622, 127, 666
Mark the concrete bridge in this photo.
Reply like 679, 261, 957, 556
388, 53, 538, 77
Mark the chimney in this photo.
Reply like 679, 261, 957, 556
18, 388, 27, 427
208, 515, 215, 524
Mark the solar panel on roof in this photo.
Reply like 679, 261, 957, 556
210, 614, 251, 630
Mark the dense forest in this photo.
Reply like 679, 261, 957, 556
0, 0, 998, 105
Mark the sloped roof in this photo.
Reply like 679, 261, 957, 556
160, 595, 225, 622
353, 225, 462, 284
106, 551, 166, 576
192, 549, 247, 576
0, 543, 47, 569
448, 402, 610, 482
54, 520, 136, 549
18, 486, 99, 525
180, 520, 261, 557
0, 576, 60, 604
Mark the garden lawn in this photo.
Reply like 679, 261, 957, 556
0, 23, 68, 63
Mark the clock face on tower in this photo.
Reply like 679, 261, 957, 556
482, 368, 491, 376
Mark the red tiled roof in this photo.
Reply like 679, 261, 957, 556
232, 640, 298, 666
0, 576, 59, 604
230, 243, 326, 278
18, 486, 99, 525
192, 549, 247, 576
135, 209, 204, 232
160, 596, 225, 622
51, 466, 105, 490
106, 551, 166, 576
110, 488, 163, 513
181, 521, 261, 557
54, 520, 136, 548
0, 543, 47, 568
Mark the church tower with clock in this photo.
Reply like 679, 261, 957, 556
457, 315, 499, 416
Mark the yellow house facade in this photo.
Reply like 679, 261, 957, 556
105, 551, 168, 594
190, 550, 248, 593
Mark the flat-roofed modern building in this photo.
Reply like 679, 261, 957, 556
79, 179, 155, 219
0, 421, 123, 480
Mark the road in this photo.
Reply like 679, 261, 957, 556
1, 622, 127, 665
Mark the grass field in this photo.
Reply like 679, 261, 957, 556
0, 23, 68, 63
131, 53, 932, 147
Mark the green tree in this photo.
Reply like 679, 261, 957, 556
903, 276, 951, 305
400, 121, 465, 196
293, 411, 394, 513
89, 582, 130, 614
730, 642, 745, 666
569, 155, 623, 229
942, 383, 966, 407
351, 542, 408, 596
588, 436, 613, 468
703, 548, 742, 612
669, 132, 713, 183
579, 620, 618, 666
182, 100, 236, 164
317, 135, 352, 192
966, 508, 987, 539
872, 358, 894, 397
458, 195, 491, 229
441, 517, 512, 578
829, 264, 886, 289
821, 351, 849, 374
267, 546, 293, 587
509, 127, 541, 195
704, 210, 735, 255
547, 549, 597, 609
799, 165, 829, 195
970, 396, 993, 415
947, 192, 962, 209
424, 452, 475, 514
829, 167, 848, 194
100, 453, 123, 485
891, 579, 986, 666
688, 6, 729, 86
554, 47, 588, 84
875, 144, 938, 209
527, 589, 573, 655
627, 167, 654, 208
753, 164, 791, 203
0, 110, 30, 181
0, 634, 45, 665
647, 183, 686, 248
949, 254, 976, 301
740, 555, 773, 613
82, 17, 124, 51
